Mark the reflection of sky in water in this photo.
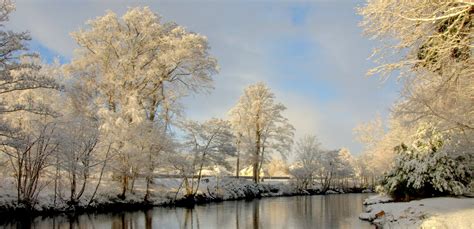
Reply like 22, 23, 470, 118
4, 194, 374, 229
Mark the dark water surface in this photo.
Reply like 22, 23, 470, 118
2, 193, 374, 229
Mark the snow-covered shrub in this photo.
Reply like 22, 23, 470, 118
381, 125, 471, 199
289, 166, 313, 190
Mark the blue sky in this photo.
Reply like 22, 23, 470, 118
9, 0, 401, 155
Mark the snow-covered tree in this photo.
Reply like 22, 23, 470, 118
381, 123, 471, 200
353, 115, 387, 180
266, 157, 289, 178
143, 125, 174, 201
358, 1, 472, 81
170, 118, 235, 198
358, 0, 473, 157
317, 149, 341, 192
57, 113, 99, 205
354, 114, 417, 179
334, 147, 355, 188
0, 58, 62, 207
0, 0, 59, 140
290, 135, 354, 191
6, 122, 60, 206
289, 135, 322, 189
69, 7, 217, 125
47, 72, 105, 205
0, 0, 63, 208
353, 154, 373, 188
67, 7, 218, 199
229, 82, 294, 183
353, 115, 384, 150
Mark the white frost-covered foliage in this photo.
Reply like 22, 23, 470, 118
169, 118, 236, 197
290, 135, 356, 191
67, 7, 218, 200
358, 1, 473, 81
266, 158, 289, 177
353, 115, 416, 184
0, 4, 224, 209
0, 0, 62, 207
289, 135, 322, 189
358, 0, 474, 180
335, 147, 355, 178
228, 82, 294, 183
382, 124, 471, 199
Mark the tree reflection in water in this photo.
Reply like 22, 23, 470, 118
1, 194, 374, 229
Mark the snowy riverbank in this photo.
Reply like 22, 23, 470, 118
359, 194, 474, 228
0, 177, 361, 217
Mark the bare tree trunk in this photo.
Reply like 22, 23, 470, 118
145, 150, 153, 202
130, 172, 137, 194
76, 172, 88, 202
54, 152, 59, 206
120, 175, 128, 199
88, 144, 111, 206
193, 152, 207, 196
184, 177, 193, 196
235, 135, 242, 179
253, 161, 259, 183
10, 125, 57, 207
258, 146, 265, 182
174, 179, 185, 201
145, 176, 151, 201
236, 151, 240, 178
70, 171, 76, 203
253, 125, 261, 183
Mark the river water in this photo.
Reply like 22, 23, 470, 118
1, 193, 374, 229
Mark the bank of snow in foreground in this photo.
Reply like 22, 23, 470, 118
360, 195, 474, 228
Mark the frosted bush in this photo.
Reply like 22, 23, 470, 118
381, 125, 471, 199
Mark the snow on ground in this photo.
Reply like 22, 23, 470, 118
169, 177, 301, 200
0, 176, 301, 211
360, 195, 474, 228
363, 194, 394, 205
1, 174, 363, 213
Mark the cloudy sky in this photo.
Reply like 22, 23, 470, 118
9, 0, 400, 154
